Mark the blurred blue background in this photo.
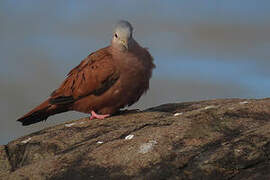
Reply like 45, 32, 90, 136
1, 0, 270, 144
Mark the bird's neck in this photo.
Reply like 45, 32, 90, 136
111, 39, 138, 55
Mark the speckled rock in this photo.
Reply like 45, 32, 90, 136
1, 98, 270, 180
0, 145, 12, 177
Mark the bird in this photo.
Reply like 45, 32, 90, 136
17, 20, 155, 126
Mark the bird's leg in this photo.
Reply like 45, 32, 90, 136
89, 110, 110, 120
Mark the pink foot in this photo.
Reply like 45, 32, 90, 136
89, 110, 110, 120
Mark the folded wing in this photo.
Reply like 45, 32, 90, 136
50, 47, 120, 105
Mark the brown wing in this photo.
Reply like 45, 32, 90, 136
49, 47, 119, 105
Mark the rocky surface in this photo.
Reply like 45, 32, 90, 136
1, 98, 270, 180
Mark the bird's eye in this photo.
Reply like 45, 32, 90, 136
114, 33, 118, 38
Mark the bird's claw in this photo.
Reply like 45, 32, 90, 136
89, 110, 110, 120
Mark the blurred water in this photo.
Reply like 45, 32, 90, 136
1, 1, 270, 144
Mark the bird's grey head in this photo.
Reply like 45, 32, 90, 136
112, 20, 134, 51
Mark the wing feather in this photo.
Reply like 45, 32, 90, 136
50, 47, 119, 104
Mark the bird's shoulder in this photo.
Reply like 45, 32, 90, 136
50, 46, 119, 101
67, 46, 113, 77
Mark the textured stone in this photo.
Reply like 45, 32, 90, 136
0, 145, 12, 178
1, 98, 270, 180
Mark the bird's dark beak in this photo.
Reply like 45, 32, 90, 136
120, 39, 128, 50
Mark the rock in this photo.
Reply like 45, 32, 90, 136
0, 146, 12, 177
1, 98, 270, 180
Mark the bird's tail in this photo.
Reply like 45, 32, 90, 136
17, 99, 67, 126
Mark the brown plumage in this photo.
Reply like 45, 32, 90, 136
17, 20, 155, 126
